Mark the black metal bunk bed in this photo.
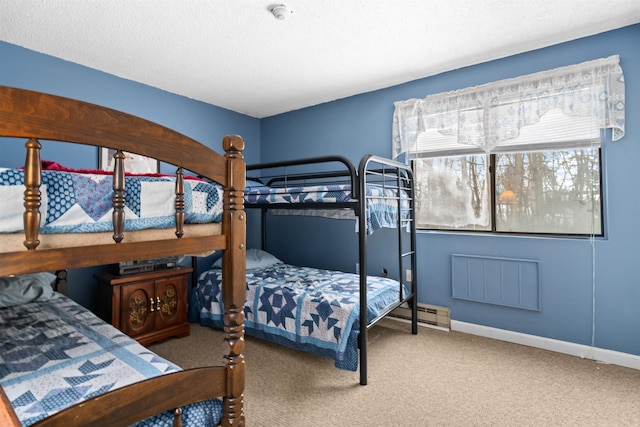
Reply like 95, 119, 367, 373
243, 154, 419, 385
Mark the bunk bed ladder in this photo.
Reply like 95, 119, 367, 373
397, 165, 418, 336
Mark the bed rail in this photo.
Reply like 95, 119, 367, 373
29, 367, 228, 427
247, 155, 359, 198
19, 139, 188, 249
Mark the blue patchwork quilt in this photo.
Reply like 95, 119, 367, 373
0, 168, 223, 234
0, 293, 222, 426
244, 184, 410, 234
191, 263, 404, 371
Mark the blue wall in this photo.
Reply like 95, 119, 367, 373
2, 24, 639, 358
0, 41, 261, 309
259, 25, 640, 357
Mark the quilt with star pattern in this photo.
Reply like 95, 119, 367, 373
244, 183, 410, 235
192, 263, 404, 371
0, 292, 222, 426
0, 167, 223, 234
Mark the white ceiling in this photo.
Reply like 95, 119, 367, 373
1, 1, 639, 118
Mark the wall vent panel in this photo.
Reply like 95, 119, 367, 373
451, 254, 540, 311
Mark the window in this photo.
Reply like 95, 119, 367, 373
414, 147, 602, 235
414, 154, 490, 231
393, 56, 624, 236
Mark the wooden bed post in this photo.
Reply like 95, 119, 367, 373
23, 138, 42, 250
111, 150, 126, 243
221, 135, 246, 427
175, 167, 185, 238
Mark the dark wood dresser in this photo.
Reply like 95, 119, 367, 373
95, 267, 191, 346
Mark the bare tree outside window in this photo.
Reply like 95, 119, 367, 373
495, 149, 601, 234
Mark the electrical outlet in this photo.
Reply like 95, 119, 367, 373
356, 263, 360, 274
405, 269, 412, 282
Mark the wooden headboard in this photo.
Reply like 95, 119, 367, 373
0, 86, 247, 426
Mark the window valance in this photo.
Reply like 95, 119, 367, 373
392, 55, 625, 160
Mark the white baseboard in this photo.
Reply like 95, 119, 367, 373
451, 320, 640, 371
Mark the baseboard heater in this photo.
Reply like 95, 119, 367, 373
390, 303, 450, 330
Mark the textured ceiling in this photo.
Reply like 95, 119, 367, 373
1, 0, 639, 118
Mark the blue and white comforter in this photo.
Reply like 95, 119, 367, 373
191, 263, 404, 371
0, 168, 223, 234
244, 184, 410, 234
0, 293, 222, 426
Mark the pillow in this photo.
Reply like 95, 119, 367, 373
0, 272, 56, 308
213, 248, 282, 270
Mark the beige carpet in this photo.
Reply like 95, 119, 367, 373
149, 319, 640, 426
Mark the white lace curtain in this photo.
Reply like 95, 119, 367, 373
392, 55, 625, 160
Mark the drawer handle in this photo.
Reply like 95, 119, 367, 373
150, 298, 155, 312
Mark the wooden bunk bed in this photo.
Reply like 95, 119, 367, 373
0, 86, 247, 426
191, 154, 418, 385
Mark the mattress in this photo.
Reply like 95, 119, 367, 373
191, 263, 404, 371
0, 292, 222, 426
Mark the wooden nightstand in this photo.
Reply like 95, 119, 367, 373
95, 267, 191, 346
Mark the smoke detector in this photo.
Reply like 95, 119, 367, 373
271, 4, 292, 20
